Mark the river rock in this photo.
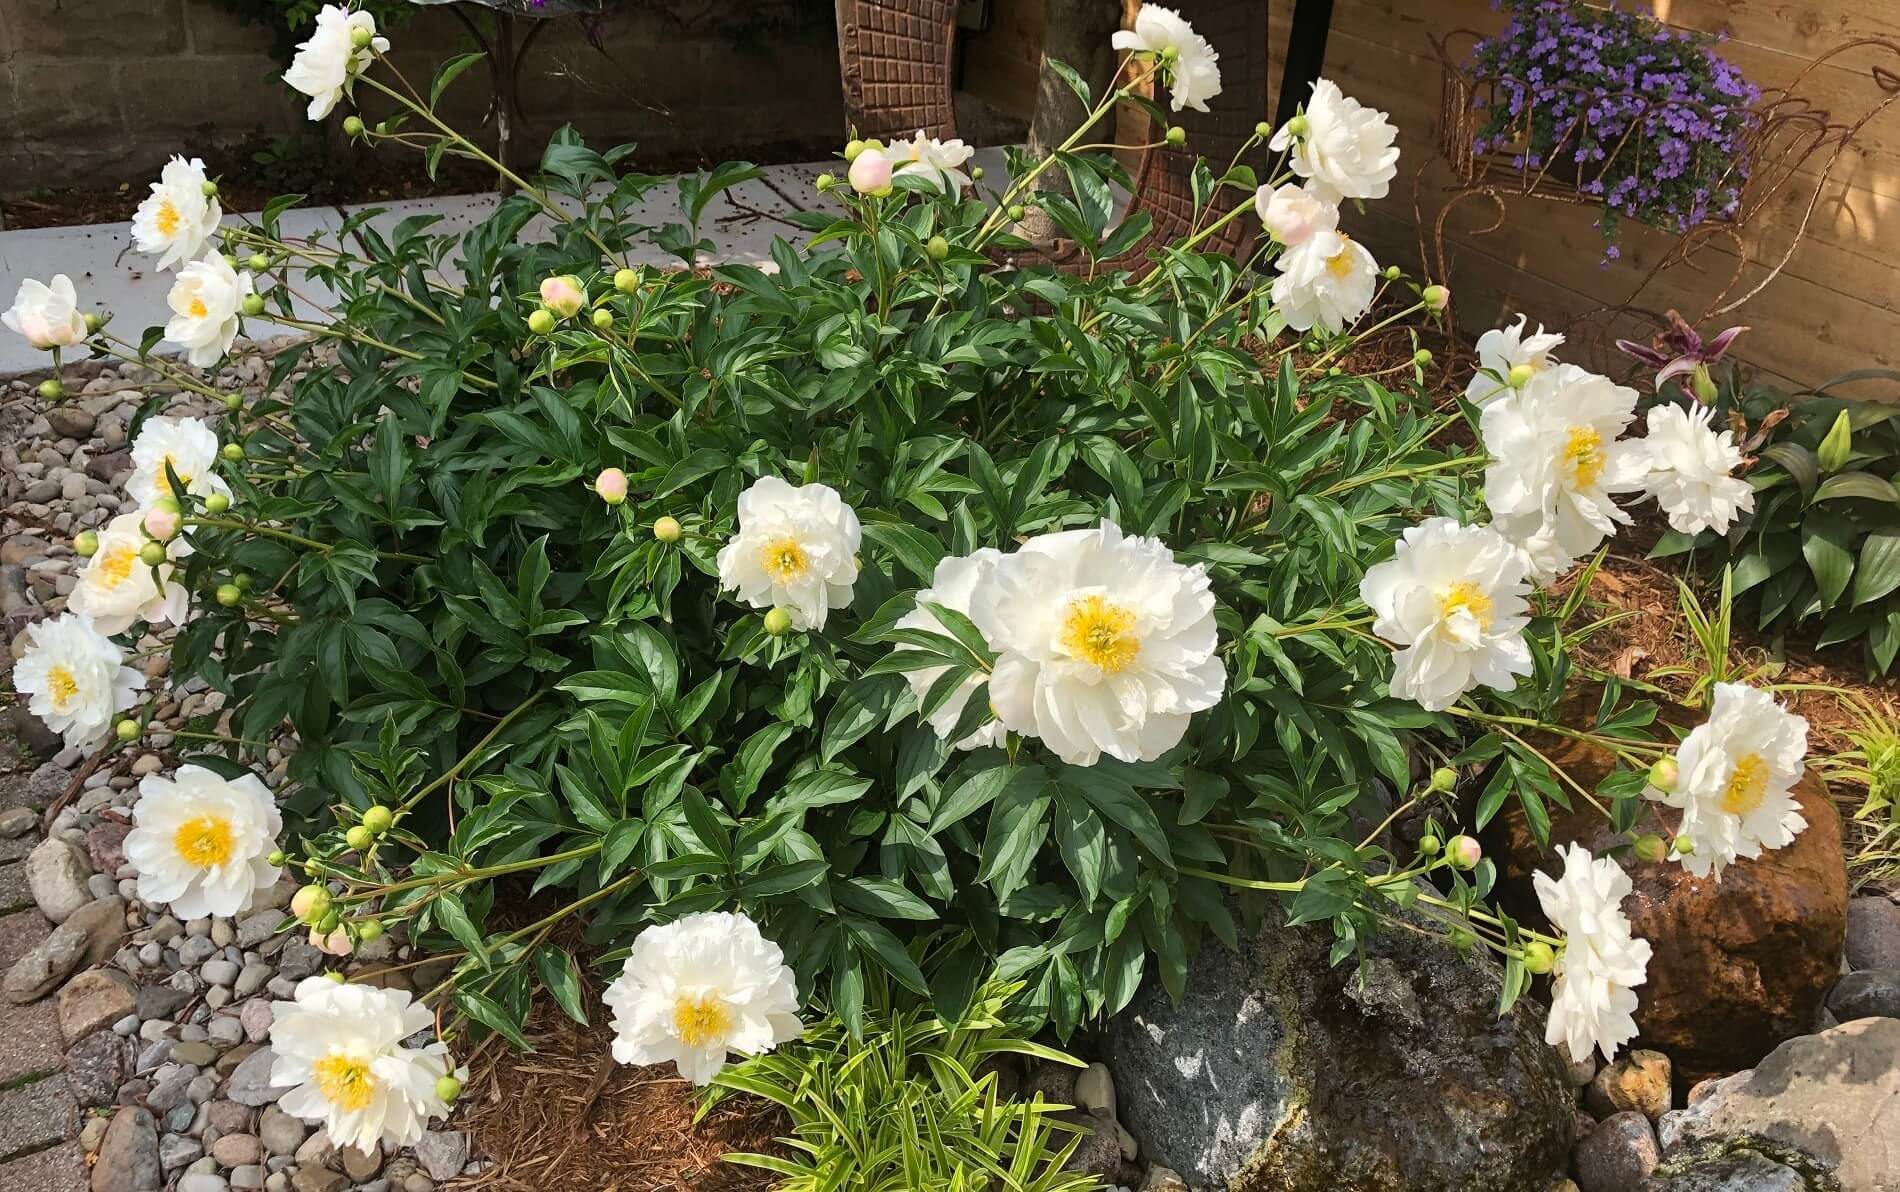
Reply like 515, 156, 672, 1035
1105, 895, 1572, 1191
4, 896, 124, 1002
1587, 1049, 1673, 1122
1643, 1134, 1844, 1191
27, 836, 92, 923
1486, 725, 1846, 1082
1663, 1017, 1898, 1191
1826, 971, 1900, 1024
413, 1130, 470, 1181
65, 1028, 126, 1107
92, 1106, 162, 1192
1577, 1111, 1660, 1192
227, 1046, 288, 1106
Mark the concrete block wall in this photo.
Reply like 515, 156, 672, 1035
0, 0, 843, 196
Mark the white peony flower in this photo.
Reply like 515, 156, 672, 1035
1465, 315, 1564, 406
283, 3, 388, 121
3, 275, 88, 350
68, 512, 193, 635
128, 415, 233, 509
13, 613, 146, 752
895, 549, 1008, 751
1270, 78, 1400, 202
966, 521, 1225, 766
1272, 230, 1378, 334
1360, 518, 1533, 712
1648, 682, 1808, 880
1535, 843, 1653, 1063
1112, 4, 1222, 113
1482, 364, 1647, 578
1640, 402, 1756, 537
1254, 182, 1338, 248
1503, 524, 1576, 589
716, 476, 861, 631
270, 978, 460, 1151
131, 156, 224, 273
603, 911, 804, 1085
164, 252, 253, 369
124, 764, 283, 919
890, 130, 976, 192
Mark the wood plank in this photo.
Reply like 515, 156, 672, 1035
965, 0, 1046, 117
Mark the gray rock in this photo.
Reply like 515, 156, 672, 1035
276, 939, 322, 981
227, 1047, 288, 1106
413, 1129, 471, 1182
92, 1106, 162, 1192
161, 1132, 205, 1170
339, 1141, 382, 1181
26, 837, 92, 923
212, 1132, 265, 1167
65, 1028, 127, 1107
1578, 1111, 1661, 1192
202, 958, 240, 987
258, 1105, 306, 1156
178, 936, 218, 967
46, 406, 97, 438
4, 896, 124, 1002
58, 967, 137, 1041
1644, 1135, 1843, 1191
0, 807, 37, 838
137, 983, 192, 1020
1105, 897, 1572, 1191
1665, 1018, 1898, 1191
1825, 971, 1900, 1024
147, 1067, 196, 1113
290, 1167, 347, 1192
180, 1174, 231, 1192
1846, 898, 1900, 972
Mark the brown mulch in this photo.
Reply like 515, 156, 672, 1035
449, 996, 785, 1192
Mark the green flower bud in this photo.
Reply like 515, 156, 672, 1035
267, 849, 288, 866
435, 1075, 463, 1103
84, 312, 107, 333
1160, 44, 1180, 63
291, 884, 333, 924
115, 719, 141, 743
1421, 284, 1451, 312
1448, 925, 1477, 951
1632, 833, 1668, 864
342, 115, 365, 137
1418, 833, 1442, 856
815, 172, 836, 191
1446, 834, 1482, 870
221, 442, 245, 462
316, 909, 341, 934
843, 139, 866, 162
235, 573, 254, 592
139, 541, 168, 567
527, 308, 556, 336
74, 531, 99, 558
926, 235, 949, 261
1254, 120, 1272, 138
1522, 941, 1556, 974
350, 24, 374, 49
223, 392, 243, 412
240, 293, 265, 317
1429, 766, 1457, 792
613, 268, 640, 294
1413, 349, 1434, 367
1673, 834, 1696, 856
1648, 757, 1679, 793
222, 253, 240, 270
1165, 125, 1187, 147
1007, 204, 1026, 222
971, 166, 984, 180
375, 120, 390, 135
1284, 114, 1310, 139
1382, 265, 1402, 280
1507, 363, 1537, 388
205, 493, 231, 515
37, 379, 64, 401
215, 583, 242, 607
1327, 365, 1343, 377
345, 825, 374, 851
591, 308, 614, 331
362, 805, 395, 834
249, 252, 272, 272
653, 515, 683, 543
763, 607, 794, 636
202, 180, 220, 199
357, 918, 385, 942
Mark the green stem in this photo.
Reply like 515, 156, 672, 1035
399, 693, 547, 812
184, 518, 430, 564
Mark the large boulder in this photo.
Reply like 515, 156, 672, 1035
1104, 899, 1573, 1191
1643, 1135, 1843, 1191
1662, 1018, 1899, 1191
1486, 729, 1847, 1082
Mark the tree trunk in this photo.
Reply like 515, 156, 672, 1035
1017, 0, 1123, 244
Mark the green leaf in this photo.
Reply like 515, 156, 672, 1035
1813, 471, 1899, 504
534, 947, 589, 1025
431, 51, 488, 109
1803, 515, 1856, 609
1853, 531, 1900, 607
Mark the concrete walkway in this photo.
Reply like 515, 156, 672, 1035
0, 151, 1015, 377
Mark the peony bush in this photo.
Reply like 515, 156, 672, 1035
3, 2, 1820, 1155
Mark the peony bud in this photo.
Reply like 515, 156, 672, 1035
223, 392, 243, 412
1448, 925, 1476, 951
1007, 204, 1026, 222
311, 925, 353, 956
1446, 834, 1482, 870
74, 531, 98, 558
1421, 284, 1450, 312
763, 607, 794, 636
221, 443, 245, 462
848, 148, 894, 197
343, 115, 365, 137
247, 253, 271, 272
357, 918, 384, 942
1673, 834, 1696, 856
139, 541, 167, 567
267, 849, 288, 866
1254, 120, 1273, 138
142, 506, 180, 542
591, 308, 614, 331
1282, 113, 1310, 139
1522, 941, 1556, 974
205, 493, 231, 515
815, 172, 835, 192
652, 515, 682, 542
1256, 183, 1327, 247
843, 139, 866, 162
1413, 349, 1433, 367
235, 572, 254, 592
291, 884, 332, 924
971, 165, 984, 180
202, 180, 220, 199
115, 719, 141, 742
215, 583, 242, 607
1429, 767, 1457, 792
613, 268, 640, 294
84, 312, 107, 333
1382, 265, 1402, 280
926, 235, 949, 261
1418, 833, 1441, 856
345, 825, 373, 851
435, 1075, 463, 1103
37, 379, 64, 401
1632, 833, 1668, 863
539, 275, 585, 319
594, 467, 629, 505
1507, 363, 1537, 388
1647, 757, 1679, 793
362, 805, 394, 834
526, 308, 555, 336
241, 294, 266, 318
1165, 125, 1187, 147
350, 24, 374, 49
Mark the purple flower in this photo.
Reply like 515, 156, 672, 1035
1616, 309, 1747, 393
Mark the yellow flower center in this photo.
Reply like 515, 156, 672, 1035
1564, 426, 1606, 490
1720, 752, 1770, 816
173, 815, 235, 868
1060, 594, 1140, 674
155, 453, 190, 494
47, 665, 81, 713
758, 536, 809, 584
672, 995, 732, 1048
155, 199, 182, 238
1325, 235, 1357, 279
1437, 581, 1494, 630
313, 1054, 377, 1113
187, 296, 209, 320
97, 544, 138, 589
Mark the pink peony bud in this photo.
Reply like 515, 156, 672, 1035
1447, 834, 1483, 870
142, 506, 180, 541
539, 275, 585, 319
848, 149, 894, 197
310, 926, 353, 956
594, 467, 629, 505
1255, 183, 1331, 247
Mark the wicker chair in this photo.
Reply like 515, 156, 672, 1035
833, 0, 1270, 274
